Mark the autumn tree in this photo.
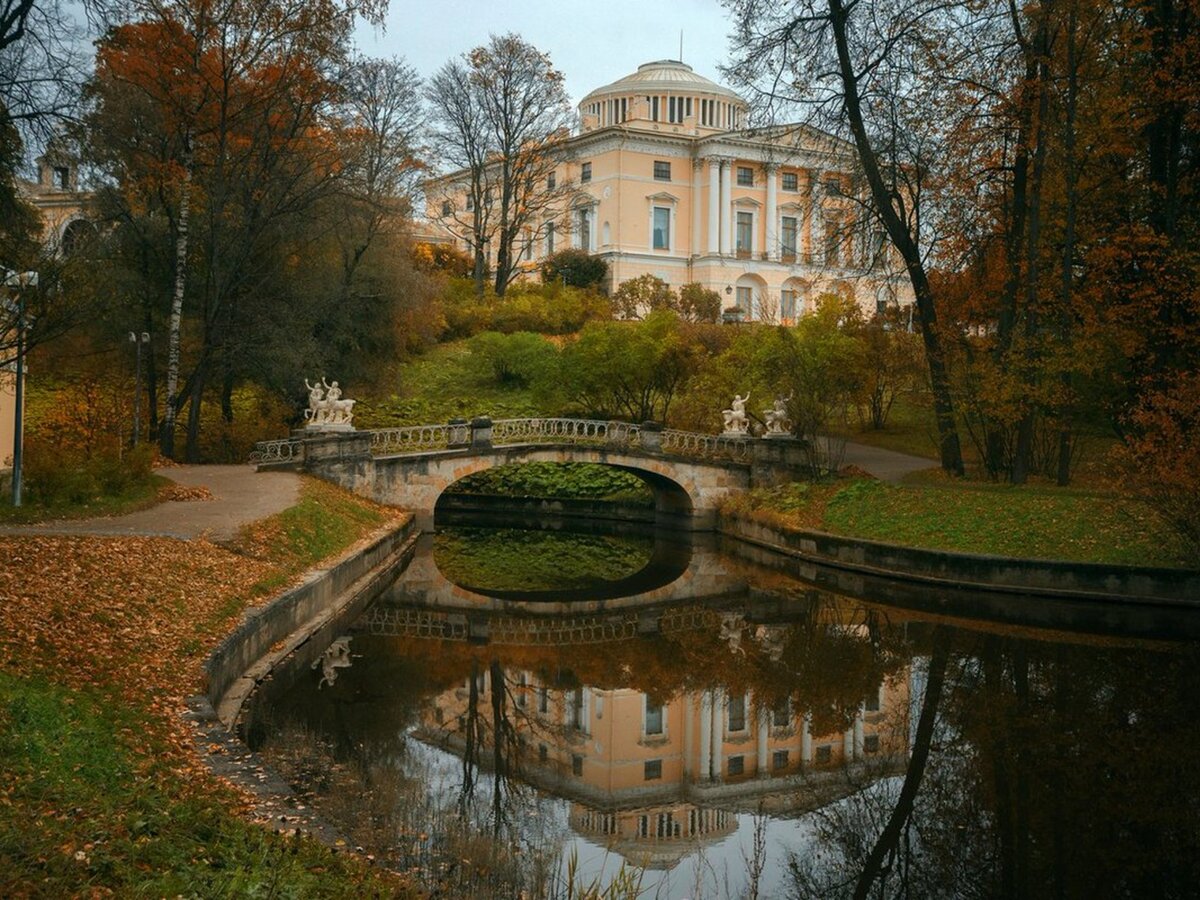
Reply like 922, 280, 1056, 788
426, 33, 574, 297
725, 0, 967, 476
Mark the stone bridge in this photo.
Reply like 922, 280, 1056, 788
253, 417, 814, 530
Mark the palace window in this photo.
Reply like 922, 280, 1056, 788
700, 98, 714, 127
773, 750, 790, 770
516, 673, 528, 708
578, 209, 592, 251
668, 96, 686, 123
645, 699, 664, 735
649, 96, 659, 121
538, 686, 549, 713
53, 166, 69, 189
865, 734, 880, 754
866, 688, 882, 712
825, 218, 841, 267
580, 162, 591, 183
567, 687, 586, 731
653, 207, 671, 250
644, 759, 662, 780
466, 195, 474, 211
736, 211, 753, 255
781, 290, 797, 321
441, 200, 451, 217
781, 216, 798, 257
782, 171, 798, 191
572, 754, 583, 776
546, 222, 555, 255
538, 743, 548, 762
547, 172, 556, 190
816, 744, 833, 764
727, 755, 745, 776
653, 160, 671, 181
772, 698, 791, 728
737, 166, 754, 186
736, 286, 752, 315
727, 694, 747, 732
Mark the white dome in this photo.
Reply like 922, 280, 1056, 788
580, 60, 745, 108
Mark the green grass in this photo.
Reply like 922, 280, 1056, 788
434, 527, 654, 591
444, 461, 654, 504
0, 674, 409, 897
0, 473, 171, 524
357, 340, 544, 427
738, 477, 1189, 567
830, 396, 942, 460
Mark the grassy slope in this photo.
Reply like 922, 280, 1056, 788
727, 478, 1188, 567
0, 478, 413, 897
356, 340, 543, 427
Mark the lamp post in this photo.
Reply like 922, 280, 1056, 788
4, 270, 38, 507
129, 331, 150, 446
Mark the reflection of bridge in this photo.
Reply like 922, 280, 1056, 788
252, 417, 813, 530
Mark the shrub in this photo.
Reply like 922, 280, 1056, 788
441, 278, 611, 339
539, 249, 609, 289
677, 283, 721, 323
468, 332, 559, 387
612, 274, 676, 320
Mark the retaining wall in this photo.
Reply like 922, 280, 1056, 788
204, 516, 419, 721
719, 511, 1200, 605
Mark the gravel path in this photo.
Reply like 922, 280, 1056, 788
0, 465, 301, 542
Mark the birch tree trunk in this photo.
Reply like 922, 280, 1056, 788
160, 136, 192, 459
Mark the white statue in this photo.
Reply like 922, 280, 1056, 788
720, 612, 747, 656
313, 636, 355, 689
764, 395, 793, 436
304, 376, 355, 429
721, 392, 751, 435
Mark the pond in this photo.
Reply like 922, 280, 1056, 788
242, 518, 1200, 899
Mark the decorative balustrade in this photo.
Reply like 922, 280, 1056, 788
253, 418, 762, 466
370, 422, 469, 455
661, 429, 753, 462
490, 417, 640, 448
248, 438, 302, 465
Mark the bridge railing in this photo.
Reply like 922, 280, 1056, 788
252, 417, 760, 466
249, 437, 303, 465
490, 417, 640, 448
370, 422, 470, 455
661, 429, 753, 462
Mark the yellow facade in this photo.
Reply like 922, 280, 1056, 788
420, 666, 909, 866
427, 60, 911, 321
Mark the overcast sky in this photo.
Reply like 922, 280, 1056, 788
354, 0, 738, 106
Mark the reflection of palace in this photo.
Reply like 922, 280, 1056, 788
418, 667, 909, 868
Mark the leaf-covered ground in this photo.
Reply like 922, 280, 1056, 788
0, 478, 415, 896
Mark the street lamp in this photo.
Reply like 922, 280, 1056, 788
129, 331, 150, 446
4, 270, 38, 507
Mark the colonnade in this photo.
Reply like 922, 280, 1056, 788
686, 690, 868, 783
697, 157, 826, 263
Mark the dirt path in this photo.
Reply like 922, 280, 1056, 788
0, 465, 301, 542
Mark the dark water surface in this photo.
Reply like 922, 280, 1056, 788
243, 521, 1200, 899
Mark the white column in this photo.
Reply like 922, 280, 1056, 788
706, 158, 720, 255
719, 160, 733, 256
710, 689, 725, 780
809, 170, 824, 264
765, 164, 778, 261
756, 707, 770, 776
692, 160, 704, 258
853, 708, 865, 759
699, 691, 712, 780
801, 712, 812, 763
683, 696, 695, 779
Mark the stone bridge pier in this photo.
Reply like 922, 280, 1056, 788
274, 419, 814, 532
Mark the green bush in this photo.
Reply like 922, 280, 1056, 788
441, 278, 611, 339
539, 249, 609, 289
22, 440, 158, 508
468, 331, 559, 387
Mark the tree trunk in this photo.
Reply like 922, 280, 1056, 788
161, 136, 192, 460
852, 630, 950, 899
827, 0, 964, 475
184, 353, 207, 463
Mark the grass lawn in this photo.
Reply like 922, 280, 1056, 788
357, 340, 543, 427
0, 478, 413, 897
0, 473, 172, 525
727, 477, 1190, 568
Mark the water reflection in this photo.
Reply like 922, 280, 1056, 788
244, 521, 1200, 899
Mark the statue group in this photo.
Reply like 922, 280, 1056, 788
305, 377, 355, 428
721, 392, 793, 437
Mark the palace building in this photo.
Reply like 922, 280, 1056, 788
426, 59, 910, 322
